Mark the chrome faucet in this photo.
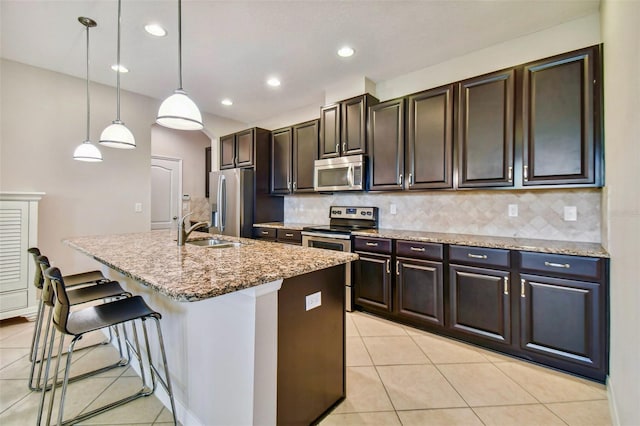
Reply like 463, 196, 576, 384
177, 212, 210, 246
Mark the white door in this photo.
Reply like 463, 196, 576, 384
151, 157, 182, 230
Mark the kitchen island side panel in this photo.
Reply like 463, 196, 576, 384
277, 264, 346, 425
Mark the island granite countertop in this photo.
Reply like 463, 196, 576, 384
64, 230, 358, 302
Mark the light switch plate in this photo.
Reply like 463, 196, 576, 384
508, 204, 518, 217
305, 291, 322, 311
134, 203, 142, 213
390, 204, 397, 215
564, 206, 577, 221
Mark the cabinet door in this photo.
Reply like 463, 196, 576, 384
235, 128, 255, 167
520, 274, 603, 369
368, 98, 404, 191
449, 264, 511, 343
397, 257, 444, 327
523, 47, 599, 186
219, 134, 236, 170
271, 128, 292, 194
292, 120, 318, 192
457, 69, 515, 187
342, 96, 367, 155
319, 104, 340, 159
354, 252, 392, 313
407, 84, 454, 189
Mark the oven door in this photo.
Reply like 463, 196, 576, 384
302, 234, 353, 311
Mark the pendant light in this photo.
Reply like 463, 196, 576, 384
99, 0, 135, 149
73, 17, 103, 162
156, 0, 203, 131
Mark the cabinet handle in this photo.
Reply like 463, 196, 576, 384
396, 260, 400, 275
544, 261, 571, 269
261, 231, 269, 235
508, 166, 513, 182
343, 142, 347, 153
399, 174, 403, 185
523, 165, 529, 181
521, 279, 526, 298
409, 173, 413, 186
285, 233, 294, 237
293, 182, 297, 191
336, 143, 340, 154
503, 276, 509, 295
410, 247, 425, 252
467, 253, 488, 259
287, 180, 291, 191
366, 242, 379, 247
386, 259, 391, 274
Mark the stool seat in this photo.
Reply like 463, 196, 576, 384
66, 296, 159, 336
63, 271, 107, 287
66, 280, 130, 306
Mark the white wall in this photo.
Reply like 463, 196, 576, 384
600, 1, 640, 424
0, 59, 154, 274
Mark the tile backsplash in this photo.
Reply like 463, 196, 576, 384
284, 189, 602, 243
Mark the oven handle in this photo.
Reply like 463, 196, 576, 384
301, 231, 352, 240
347, 164, 354, 188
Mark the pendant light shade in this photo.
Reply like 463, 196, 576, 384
100, 0, 135, 149
74, 17, 102, 162
156, 0, 203, 131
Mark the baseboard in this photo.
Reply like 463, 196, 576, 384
606, 375, 620, 426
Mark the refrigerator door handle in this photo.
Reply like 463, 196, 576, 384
219, 174, 226, 232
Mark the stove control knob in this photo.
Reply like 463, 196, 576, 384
367, 211, 372, 216
361, 211, 366, 216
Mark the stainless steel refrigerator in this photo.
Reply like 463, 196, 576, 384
209, 168, 255, 238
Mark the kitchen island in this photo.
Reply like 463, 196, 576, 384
65, 230, 357, 426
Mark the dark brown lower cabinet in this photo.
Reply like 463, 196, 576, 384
354, 251, 392, 313
449, 264, 511, 344
520, 273, 604, 369
396, 257, 444, 326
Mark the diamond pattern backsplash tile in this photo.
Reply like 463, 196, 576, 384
285, 189, 602, 243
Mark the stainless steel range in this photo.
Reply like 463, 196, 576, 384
302, 206, 379, 311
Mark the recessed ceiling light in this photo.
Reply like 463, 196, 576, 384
267, 77, 281, 87
337, 46, 355, 57
221, 99, 233, 106
111, 64, 129, 73
145, 23, 167, 37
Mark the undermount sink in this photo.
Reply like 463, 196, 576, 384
187, 238, 242, 248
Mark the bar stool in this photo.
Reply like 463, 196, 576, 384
39, 266, 177, 426
29, 252, 132, 391
27, 247, 109, 387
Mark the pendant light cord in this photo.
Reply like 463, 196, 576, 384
178, 0, 183, 90
116, 0, 122, 120
86, 23, 91, 141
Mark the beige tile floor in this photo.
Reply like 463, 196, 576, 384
0, 312, 611, 425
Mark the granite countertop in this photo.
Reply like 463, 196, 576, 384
64, 230, 358, 302
253, 222, 318, 231
351, 229, 609, 258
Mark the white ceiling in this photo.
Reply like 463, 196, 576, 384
1, 0, 599, 124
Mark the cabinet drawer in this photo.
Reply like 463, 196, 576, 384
520, 251, 603, 281
396, 240, 443, 260
354, 237, 392, 254
254, 227, 277, 239
277, 229, 302, 244
0, 290, 27, 313
449, 245, 510, 268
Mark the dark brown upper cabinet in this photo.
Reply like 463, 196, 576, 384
457, 69, 515, 188
270, 120, 319, 195
522, 46, 601, 186
270, 127, 292, 195
407, 84, 454, 189
319, 94, 379, 159
367, 98, 405, 191
292, 120, 319, 193
220, 128, 267, 170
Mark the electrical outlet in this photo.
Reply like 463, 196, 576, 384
508, 204, 518, 217
564, 206, 577, 221
305, 291, 322, 311
134, 203, 142, 213
390, 204, 397, 215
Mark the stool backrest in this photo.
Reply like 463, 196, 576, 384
36, 255, 55, 307
43, 266, 72, 335
27, 247, 43, 289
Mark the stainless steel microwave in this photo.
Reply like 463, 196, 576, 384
314, 154, 365, 192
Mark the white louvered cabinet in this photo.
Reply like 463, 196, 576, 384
0, 192, 44, 320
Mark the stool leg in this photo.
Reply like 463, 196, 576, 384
36, 326, 58, 426
33, 305, 54, 391
55, 336, 81, 426
29, 297, 44, 362
148, 317, 178, 425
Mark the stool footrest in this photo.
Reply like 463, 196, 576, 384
60, 386, 154, 426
